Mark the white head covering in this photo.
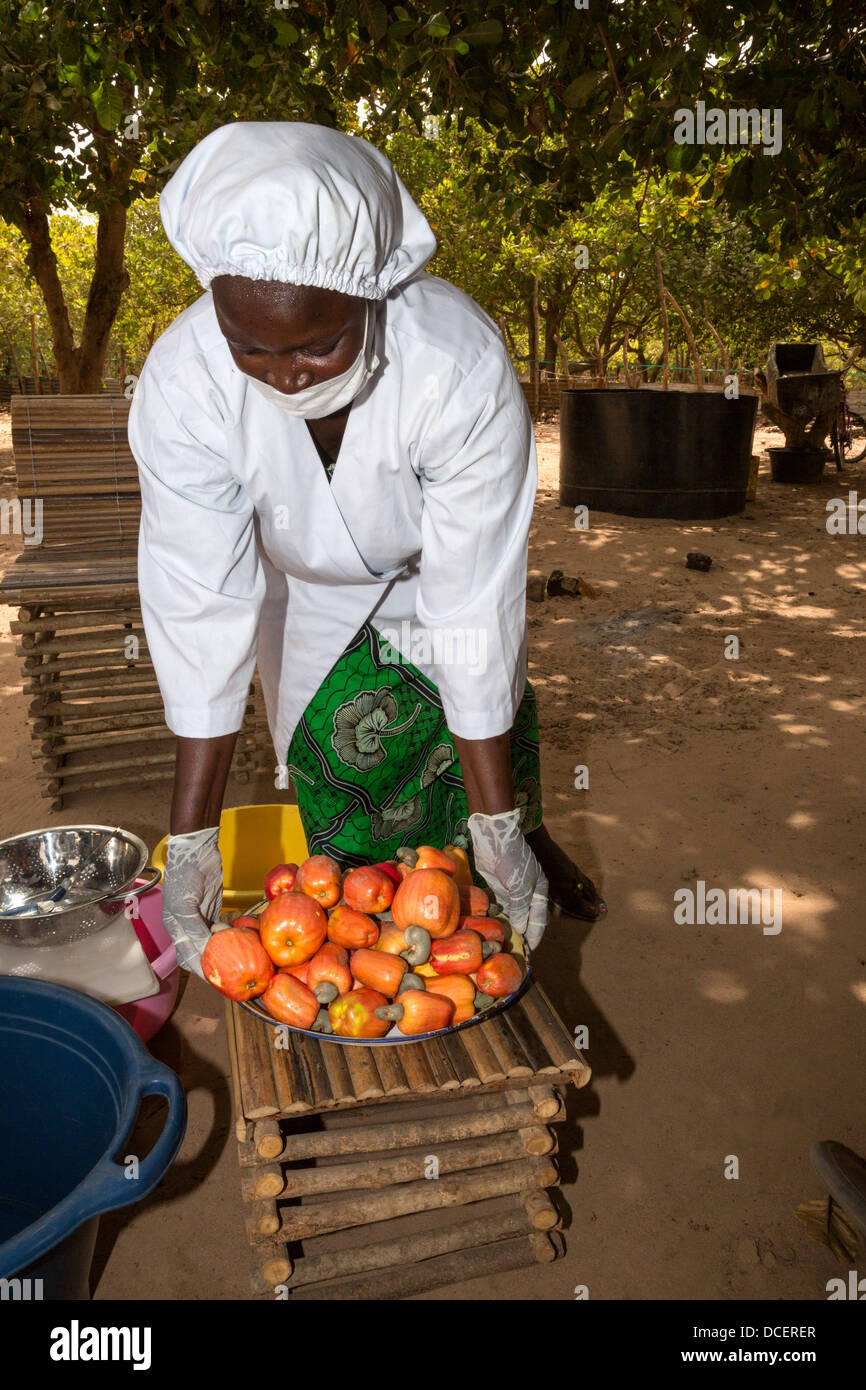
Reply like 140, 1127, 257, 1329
159, 121, 436, 299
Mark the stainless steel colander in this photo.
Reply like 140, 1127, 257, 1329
0, 825, 160, 947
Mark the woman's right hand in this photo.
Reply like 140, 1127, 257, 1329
161, 826, 223, 977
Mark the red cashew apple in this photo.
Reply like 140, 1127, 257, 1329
202, 926, 273, 1002
459, 914, 506, 945
328, 988, 391, 1039
327, 903, 380, 950
458, 884, 490, 917
350, 947, 407, 998
391, 868, 460, 939
374, 990, 455, 1036
396, 844, 458, 875
429, 928, 486, 976
342, 865, 396, 914
295, 854, 343, 908
260, 892, 327, 967
307, 941, 353, 997
369, 860, 402, 888
263, 863, 298, 900
474, 952, 523, 998
229, 913, 262, 933
426, 974, 476, 1024
260, 972, 320, 1029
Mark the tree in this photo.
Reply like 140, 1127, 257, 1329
0, 201, 200, 381
386, 117, 811, 384
2, 2, 863, 391
0, 0, 359, 389
359, 1, 866, 245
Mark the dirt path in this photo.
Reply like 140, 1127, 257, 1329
1, 410, 864, 1300
472, 420, 866, 1301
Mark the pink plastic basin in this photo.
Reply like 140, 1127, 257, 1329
114, 882, 179, 1043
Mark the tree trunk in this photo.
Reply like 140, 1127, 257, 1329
498, 315, 520, 363
19, 187, 78, 390
655, 251, 670, 389
528, 278, 540, 420
77, 202, 130, 391
664, 288, 704, 390
0, 318, 25, 393
29, 313, 41, 394
757, 389, 836, 449
543, 302, 559, 376
553, 329, 571, 384
636, 340, 648, 383
703, 312, 731, 377
571, 311, 592, 368
540, 269, 566, 375
18, 187, 129, 393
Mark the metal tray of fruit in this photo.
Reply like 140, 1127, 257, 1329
238, 899, 532, 1046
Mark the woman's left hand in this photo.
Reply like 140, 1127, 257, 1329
468, 808, 549, 950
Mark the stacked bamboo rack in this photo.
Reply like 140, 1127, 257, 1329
1, 396, 275, 809
227, 979, 590, 1299
11, 395, 141, 547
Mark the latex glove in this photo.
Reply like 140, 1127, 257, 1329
468, 808, 549, 951
161, 826, 223, 978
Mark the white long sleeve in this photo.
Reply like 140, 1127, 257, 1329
129, 354, 266, 739
414, 345, 535, 740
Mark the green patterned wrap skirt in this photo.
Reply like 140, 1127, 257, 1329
285, 622, 543, 875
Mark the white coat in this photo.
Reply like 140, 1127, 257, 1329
129, 270, 537, 780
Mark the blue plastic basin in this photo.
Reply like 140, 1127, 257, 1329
0, 978, 186, 1299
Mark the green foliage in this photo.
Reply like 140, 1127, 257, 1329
2, 1, 863, 236
113, 201, 201, 364
0, 0, 362, 228
385, 118, 865, 374
0, 1, 863, 384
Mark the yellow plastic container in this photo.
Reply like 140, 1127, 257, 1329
151, 805, 309, 912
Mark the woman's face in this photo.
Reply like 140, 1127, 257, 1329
211, 276, 368, 396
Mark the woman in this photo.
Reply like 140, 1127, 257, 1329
129, 122, 604, 977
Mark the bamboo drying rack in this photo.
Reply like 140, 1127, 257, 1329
227, 979, 590, 1299
0, 396, 274, 808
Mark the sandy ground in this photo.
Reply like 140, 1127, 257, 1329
1, 406, 865, 1302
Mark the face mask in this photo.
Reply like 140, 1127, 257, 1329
244, 303, 379, 420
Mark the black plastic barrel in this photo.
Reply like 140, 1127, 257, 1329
559, 388, 758, 519
767, 446, 825, 484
